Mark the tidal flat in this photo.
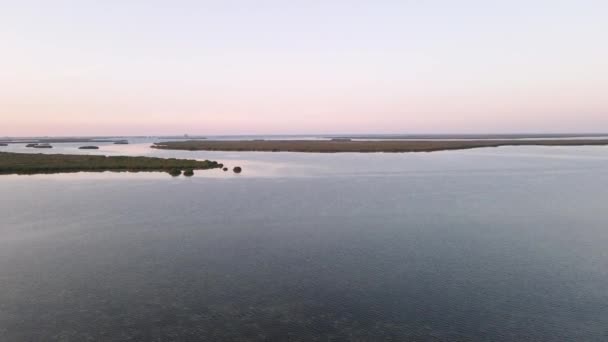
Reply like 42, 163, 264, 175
0, 152, 221, 175
152, 138, 608, 153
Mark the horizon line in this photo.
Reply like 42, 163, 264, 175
3, 132, 608, 139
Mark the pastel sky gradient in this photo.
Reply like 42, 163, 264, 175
2, 0, 607, 136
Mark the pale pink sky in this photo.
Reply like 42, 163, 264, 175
2, 1, 607, 136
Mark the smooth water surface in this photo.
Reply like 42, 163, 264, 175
1, 144, 608, 341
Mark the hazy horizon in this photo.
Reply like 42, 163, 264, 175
2, 1, 607, 136
4, 132, 608, 139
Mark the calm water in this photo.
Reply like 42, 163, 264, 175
1, 142, 608, 341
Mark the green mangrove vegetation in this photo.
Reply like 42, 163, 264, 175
0, 152, 221, 176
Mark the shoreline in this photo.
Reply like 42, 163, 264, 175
152, 139, 608, 153
0, 152, 222, 176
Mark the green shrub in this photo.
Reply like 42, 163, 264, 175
168, 168, 182, 177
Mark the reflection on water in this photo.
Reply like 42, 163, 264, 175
1, 144, 608, 341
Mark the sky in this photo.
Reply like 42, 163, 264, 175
1, 0, 607, 136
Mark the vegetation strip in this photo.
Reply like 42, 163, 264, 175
152, 139, 608, 153
0, 152, 222, 175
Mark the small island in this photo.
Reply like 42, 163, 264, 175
79, 146, 100, 150
151, 139, 608, 153
0, 143, 7, 147
0, 152, 222, 176
25, 143, 53, 148
33, 144, 53, 149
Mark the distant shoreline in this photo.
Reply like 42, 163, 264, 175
152, 139, 608, 153
324, 133, 608, 140
0, 138, 119, 144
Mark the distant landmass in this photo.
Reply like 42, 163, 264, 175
152, 138, 608, 153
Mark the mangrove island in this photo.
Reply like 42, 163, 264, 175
0, 152, 221, 176
151, 139, 608, 153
